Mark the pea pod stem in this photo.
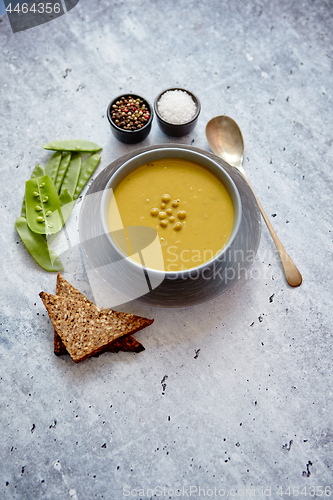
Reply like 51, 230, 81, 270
15, 216, 64, 272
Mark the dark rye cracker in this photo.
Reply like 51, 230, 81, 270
54, 274, 145, 355
40, 291, 154, 363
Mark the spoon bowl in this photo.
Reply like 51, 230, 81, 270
206, 115, 302, 287
206, 116, 244, 168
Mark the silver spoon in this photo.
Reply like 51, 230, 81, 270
206, 115, 302, 287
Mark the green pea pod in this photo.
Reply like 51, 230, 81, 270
60, 153, 81, 199
44, 151, 62, 184
54, 152, 71, 193
47, 189, 75, 249
15, 217, 64, 272
26, 174, 62, 235
21, 164, 45, 217
42, 140, 102, 153
73, 153, 101, 200
59, 188, 75, 225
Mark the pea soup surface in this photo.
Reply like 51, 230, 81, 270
107, 158, 235, 272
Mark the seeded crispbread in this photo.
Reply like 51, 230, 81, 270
54, 274, 144, 355
40, 291, 153, 363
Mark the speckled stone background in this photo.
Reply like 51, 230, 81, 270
0, 1, 332, 499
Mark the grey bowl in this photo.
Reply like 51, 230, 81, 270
107, 94, 153, 144
154, 88, 201, 137
100, 147, 242, 282
79, 145, 261, 308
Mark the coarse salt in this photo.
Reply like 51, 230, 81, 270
157, 90, 197, 124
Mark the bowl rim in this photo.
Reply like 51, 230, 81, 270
154, 88, 201, 126
106, 93, 153, 134
100, 146, 242, 279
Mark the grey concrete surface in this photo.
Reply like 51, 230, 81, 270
0, 0, 332, 498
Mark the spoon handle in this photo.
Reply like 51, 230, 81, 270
242, 172, 302, 287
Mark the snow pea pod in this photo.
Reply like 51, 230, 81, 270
60, 153, 81, 199
45, 151, 62, 184
46, 188, 74, 248
54, 152, 71, 193
15, 217, 63, 272
73, 153, 101, 200
21, 164, 45, 217
42, 140, 102, 153
25, 174, 62, 235
59, 188, 75, 225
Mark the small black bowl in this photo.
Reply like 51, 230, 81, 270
154, 88, 201, 137
107, 94, 153, 144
